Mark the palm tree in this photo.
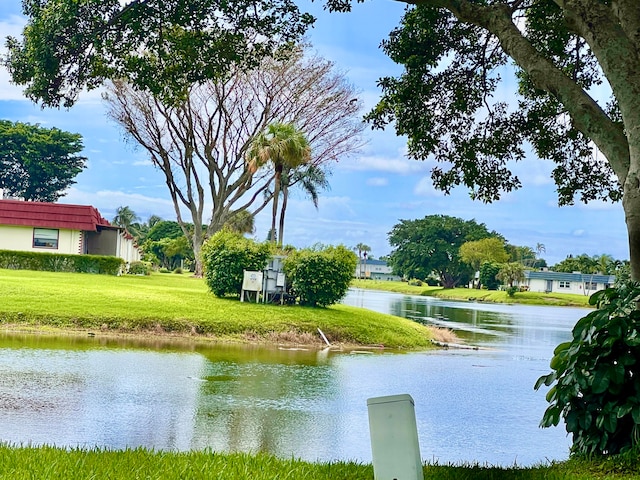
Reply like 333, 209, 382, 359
276, 164, 330, 245
112, 205, 140, 231
247, 122, 311, 245
224, 209, 255, 235
354, 242, 371, 279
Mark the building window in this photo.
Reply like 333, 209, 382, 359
33, 228, 59, 249
559, 281, 571, 289
585, 282, 598, 290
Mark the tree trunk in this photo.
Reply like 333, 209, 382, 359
623, 175, 640, 281
271, 171, 281, 244
278, 185, 289, 246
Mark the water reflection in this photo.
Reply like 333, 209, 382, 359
0, 290, 588, 466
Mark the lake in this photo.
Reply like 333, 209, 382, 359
0, 288, 586, 465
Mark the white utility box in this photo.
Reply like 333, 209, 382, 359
367, 393, 422, 480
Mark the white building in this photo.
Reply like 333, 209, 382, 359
521, 270, 615, 295
0, 199, 141, 264
355, 259, 402, 281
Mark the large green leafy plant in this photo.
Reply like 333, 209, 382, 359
283, 245, 356, 307
201, 230, 271, 298
536, 283, 640, 456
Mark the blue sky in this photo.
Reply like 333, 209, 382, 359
0, 1, 630, 266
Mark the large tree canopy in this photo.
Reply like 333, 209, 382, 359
5, 0, 314, 107
388, 214, 497, 288
103, 45, 363, 275
327, 0, 640, 281
0, 120, 86, 201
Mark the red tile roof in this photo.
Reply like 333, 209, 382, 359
0, 199, 114, 232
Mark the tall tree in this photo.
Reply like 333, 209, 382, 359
103, 46, 363, 275
459, 237, 509, 288
5, 0, 313, 108
246, 122, 311, 244
112, 206, 140, 231
0, 120, 86, 202
326, 0, 640, 282
497, 262, 526, 288
354, 242, 372, 279
388, 215, 495, 288
276, 164, 330, 245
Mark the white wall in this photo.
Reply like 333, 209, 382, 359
0, 225, 81, 254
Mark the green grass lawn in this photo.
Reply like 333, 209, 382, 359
1, 445, 639, 479
0, 269, 435, 349
351, 279, 593, 308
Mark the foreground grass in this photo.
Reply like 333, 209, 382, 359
351, 279, 592, 308
0, 269, 435, 348
1, 446, 640, 480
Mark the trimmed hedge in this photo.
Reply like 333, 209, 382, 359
284, 245, 357, 307
201, 230, 272, 298
0, 250, 124, 275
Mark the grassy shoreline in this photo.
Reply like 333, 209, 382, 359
350, 279, 593, 308
0, 268, 443, 349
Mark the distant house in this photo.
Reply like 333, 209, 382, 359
355, 258, 401, 281
520, 270, 615, 295
0, 199, 140, 264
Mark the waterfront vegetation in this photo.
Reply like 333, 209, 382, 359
1, 445, 640, 479
0, 268, 435, 349
3, 268, 638, 478
351, 279, 592, 308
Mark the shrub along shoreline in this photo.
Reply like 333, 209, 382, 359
0, 268, 439, 349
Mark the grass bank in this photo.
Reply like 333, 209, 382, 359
1, 445, 639, 480
351, 279, 592, 308
0, 269, 438, 349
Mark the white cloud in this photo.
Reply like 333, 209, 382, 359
341, 154, 430, 175
133, 159, 153, 166
413, 176, 444, 197
572, 229, 585, 237
61, 187, 177, 220
366, 177, 388, 187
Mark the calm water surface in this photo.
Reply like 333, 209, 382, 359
0, 289, 587, 465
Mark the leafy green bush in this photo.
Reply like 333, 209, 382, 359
201, 230, 271, 298
479, 261, 501, 290
407, 278, 423, 286
128, 261, 152, 275
173, 267, 183, 274
536, 283, 640, 456
505, 285, 519, 297
0, 250, 123, 275
284, 245, 357, 307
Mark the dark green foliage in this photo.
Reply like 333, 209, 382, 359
0, 120, 86, 202
0, 250, 123, 275
143, 236, 193, 271
145, 221, 184, 242
388, 215, 496, 288
283, 245, 356, 307
362, 2, 620, 206
201, 230, 271, 298
505, 286, 519, 297
536, 283, 640, 456
479, 262, 500, 290
127, 261, 152, 275
6, 0, 314, 108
